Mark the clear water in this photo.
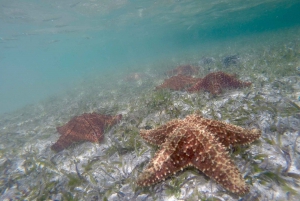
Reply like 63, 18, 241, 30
1, 1, 300, 200
0, 0, 300, 114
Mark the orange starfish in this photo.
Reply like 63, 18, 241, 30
166, 64, 199, 76
187, 71, 251, 95
51, 113, 122, 152
155, 74, 200, 91
137, 114, 261, 195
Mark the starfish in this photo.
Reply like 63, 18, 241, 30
155, 74, 200, 91
166, 64, 199, 76
51, 113, 122, 152
187, 71, 251, 95
137, 114, 261, 195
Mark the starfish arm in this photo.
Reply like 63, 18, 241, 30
52, 113, 121, 152
187, 72, 251, 94
187, 115, 261, 146
137, 129, 188, 186
51, 135, 75, 152
57, 115, 101, 141
191, 134, 249, 195
187, 79, 203, 92
156, 75, 199, 91
52, 115, 103, 151
63, 118, 102, 142
205, 119, 261, 146
140, 120, 181, 146
56, 120, 76, 135
209, 82, 222, 95
103, 114, 122, 128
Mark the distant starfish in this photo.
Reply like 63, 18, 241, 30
187, 71, 251, 95
51, 113, 122, 152
137, 114, 261, 195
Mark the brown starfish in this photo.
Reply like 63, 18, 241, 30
155, 74, 200, 91
51, 113, 122, 152
187, 71, 251, 95
166, 64, 199, 76
137, 114, 261, 195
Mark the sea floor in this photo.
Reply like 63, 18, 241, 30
1, 27, 300, 201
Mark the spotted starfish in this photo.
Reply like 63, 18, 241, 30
187, 71, 251, 95
137, 114, 261, 195
51, 113, 122, 152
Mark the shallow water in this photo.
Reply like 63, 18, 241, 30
0, 0, 299, 114
1, 1, 300, 201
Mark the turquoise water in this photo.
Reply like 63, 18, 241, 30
1, 1, 300, 200
0, 0, 300, 114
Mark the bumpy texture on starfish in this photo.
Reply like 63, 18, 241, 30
51, 113, 122, 152
137, 114, 261, 195
166, 64, 199, 76
155, 75, 199, 91
187, 71, 251, 95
